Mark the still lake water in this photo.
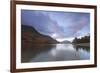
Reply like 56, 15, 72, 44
21, 44, 90, 63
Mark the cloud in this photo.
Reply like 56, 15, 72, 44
64, 16, 90, 37
21, 10, 62, 35
21, 10, 90, 39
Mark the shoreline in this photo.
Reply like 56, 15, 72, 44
73, 43, 90, 46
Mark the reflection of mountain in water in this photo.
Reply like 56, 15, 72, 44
30, 44, 90, 62
21, 25, 57, 62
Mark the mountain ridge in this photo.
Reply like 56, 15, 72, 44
21, 25, 58, 50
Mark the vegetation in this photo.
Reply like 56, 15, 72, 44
72, 35, 90, 44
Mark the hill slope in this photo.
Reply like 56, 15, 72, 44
21, 25, 58, 49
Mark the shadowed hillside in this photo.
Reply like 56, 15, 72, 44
21, 25, 58, 49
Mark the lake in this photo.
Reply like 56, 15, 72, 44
21, 43, 90, 63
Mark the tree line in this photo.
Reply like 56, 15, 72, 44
72, 35, 90, 43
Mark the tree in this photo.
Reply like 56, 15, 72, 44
73, 37, 78, 43
72, 35, 90, 43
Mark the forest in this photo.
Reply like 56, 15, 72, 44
72, 35, 90, 43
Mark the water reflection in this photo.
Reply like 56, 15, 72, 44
21, 44, 90, 63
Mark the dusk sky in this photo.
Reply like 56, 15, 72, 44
21, 10, 90, 42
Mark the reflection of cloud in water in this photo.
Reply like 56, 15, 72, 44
30, 44, 88, 62
51, 44, 76, 57
55, 44, 75, 50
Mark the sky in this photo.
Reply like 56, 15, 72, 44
21, 10, 90, 42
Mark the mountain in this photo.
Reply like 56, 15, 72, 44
21, 25, 58, 49
21, 25, 58, 62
